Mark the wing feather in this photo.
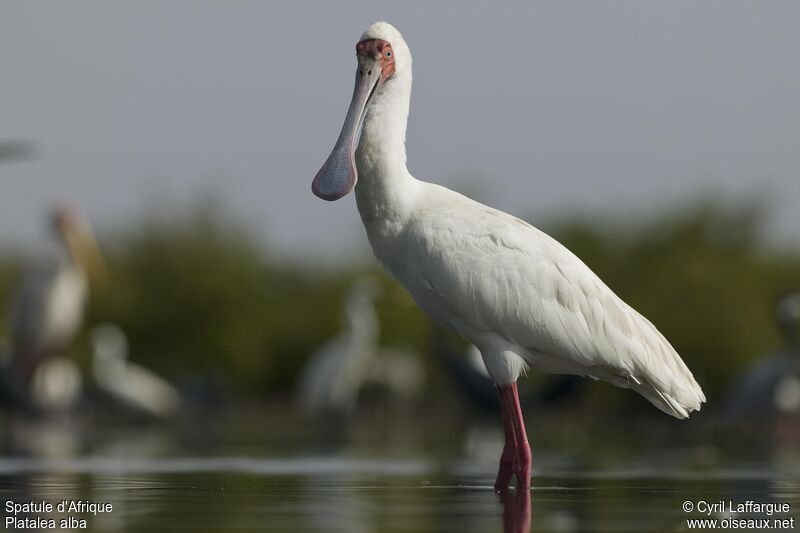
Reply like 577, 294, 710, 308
404, 188, 704, 417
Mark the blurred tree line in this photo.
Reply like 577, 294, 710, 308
0, 200, 797, 406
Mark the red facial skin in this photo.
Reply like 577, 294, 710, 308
356, 39, 395, 84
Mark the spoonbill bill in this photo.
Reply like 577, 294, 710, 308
312, 22, 705, 489
7, 204, 107, 391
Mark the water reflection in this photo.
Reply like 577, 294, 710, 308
0, 410, 798, 532
498, 489, 531, 533
0, 455, 797, 532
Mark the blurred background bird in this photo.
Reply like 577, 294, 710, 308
91, 323, 182, 420
296, 279, 381, 416
724, 291, 800, 422
2, 203, 107, 410
296, 279, 423, 417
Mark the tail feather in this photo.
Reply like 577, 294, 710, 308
633, 375, 705, 419
594, 363, 705, 419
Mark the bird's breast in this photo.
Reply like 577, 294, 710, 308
43, 267, 88, 346
361, 215, 409, 279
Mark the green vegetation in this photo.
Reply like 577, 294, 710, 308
1, 201, 798, 405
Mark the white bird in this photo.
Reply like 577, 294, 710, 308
364, 345, 425, 407
296, 280, 423, 415
297, 281, 379, 415
6, 204, 106, 393
312, 22, 705, 490
30, 356, 83, 412
91, 323, 181, 420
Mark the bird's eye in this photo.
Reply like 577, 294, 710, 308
385, 49, 392, 59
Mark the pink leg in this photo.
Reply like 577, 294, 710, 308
495, 382, 532, 490
494, 388, 516, 490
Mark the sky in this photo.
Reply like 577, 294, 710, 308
1, 1, 798, 263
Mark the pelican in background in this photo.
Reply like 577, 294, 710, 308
4, 203, 107, 404
91, 323, 182, 420
312, 22, 704, 490
296, 279, 423, 416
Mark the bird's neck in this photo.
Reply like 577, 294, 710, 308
58, 236, 82, 271
347, 303, 378, 346
354, 76, 417, 223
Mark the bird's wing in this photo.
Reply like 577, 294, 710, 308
405, 188, 704, 417
295, 336, 351, 412
120, 363, 181, 417
9, 261, 58, 353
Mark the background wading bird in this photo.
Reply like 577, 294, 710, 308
297, 280, 381, 416
91, 323, 182, 420
723, 291, 800, 422
312, 22, 705, 490
296, 279, 424, 417
4, 204, 107, 406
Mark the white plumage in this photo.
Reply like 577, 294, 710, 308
384, 186, 704, 418
6, 205, 104, 391
10, 257, 87, 365
91, 323, 181, 419
296, 280, 424, 415
296, 281, 379, 415
313, 21, 704, 487
30, 356, 83, 411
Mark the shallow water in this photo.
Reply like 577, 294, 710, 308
0, 411, 798, 532
1, 455, 798, 532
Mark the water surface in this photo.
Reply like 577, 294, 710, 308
0, 412, 797, 532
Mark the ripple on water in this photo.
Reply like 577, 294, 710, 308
0, 456, 797, 532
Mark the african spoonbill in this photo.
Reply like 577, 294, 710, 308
312, 22, 705, 490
